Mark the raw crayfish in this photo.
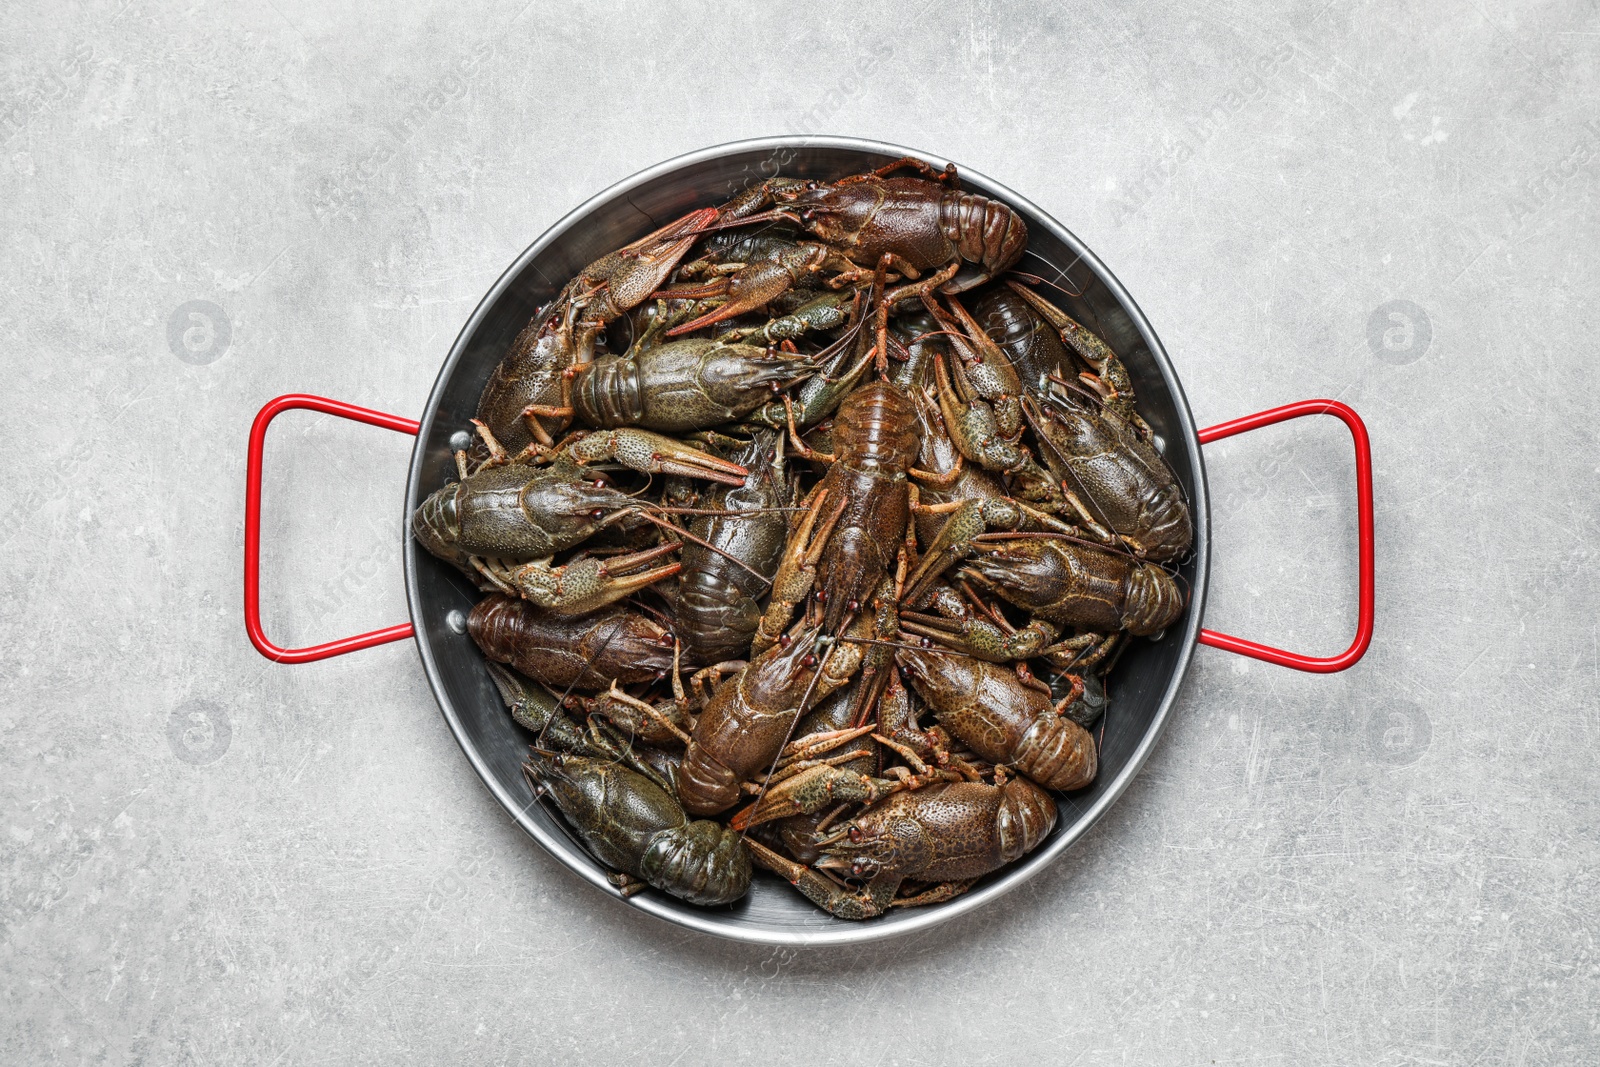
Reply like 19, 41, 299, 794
492, 665, 751, 906
411, 155, 1192, 919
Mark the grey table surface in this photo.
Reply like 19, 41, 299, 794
3, 1, 1597, 1064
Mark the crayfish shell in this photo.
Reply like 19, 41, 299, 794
469, 595, 673, 690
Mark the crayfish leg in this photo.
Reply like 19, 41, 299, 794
784, 397, 836, 463
743, 839, 900, 921
470, 418, 512, 468
893, 879, 975, 909
608, 872, 648, 898
838, 156, 957, 186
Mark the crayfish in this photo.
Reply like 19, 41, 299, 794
411, 156, 1193, 918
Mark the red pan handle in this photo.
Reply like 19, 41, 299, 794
245, 394, 420, 663
1196, 399, 1373, 673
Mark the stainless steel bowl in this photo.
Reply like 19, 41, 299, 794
402, 137, 1210, 946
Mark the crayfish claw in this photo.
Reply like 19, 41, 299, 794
509, 545, 683, 616
563, 428, 750, 486
731, 763, 899, 831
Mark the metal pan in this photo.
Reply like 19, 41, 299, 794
243, 137, 1374, 947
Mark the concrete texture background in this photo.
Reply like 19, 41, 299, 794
2, 0, 1596, 1063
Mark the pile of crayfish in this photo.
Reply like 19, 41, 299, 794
412, 157, 1192, 919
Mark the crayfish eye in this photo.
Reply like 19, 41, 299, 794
848, 826, 862, 843
590, 508, 605, 519
802, 654, 817, 668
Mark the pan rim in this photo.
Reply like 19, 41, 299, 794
403, 135, 1211, 947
